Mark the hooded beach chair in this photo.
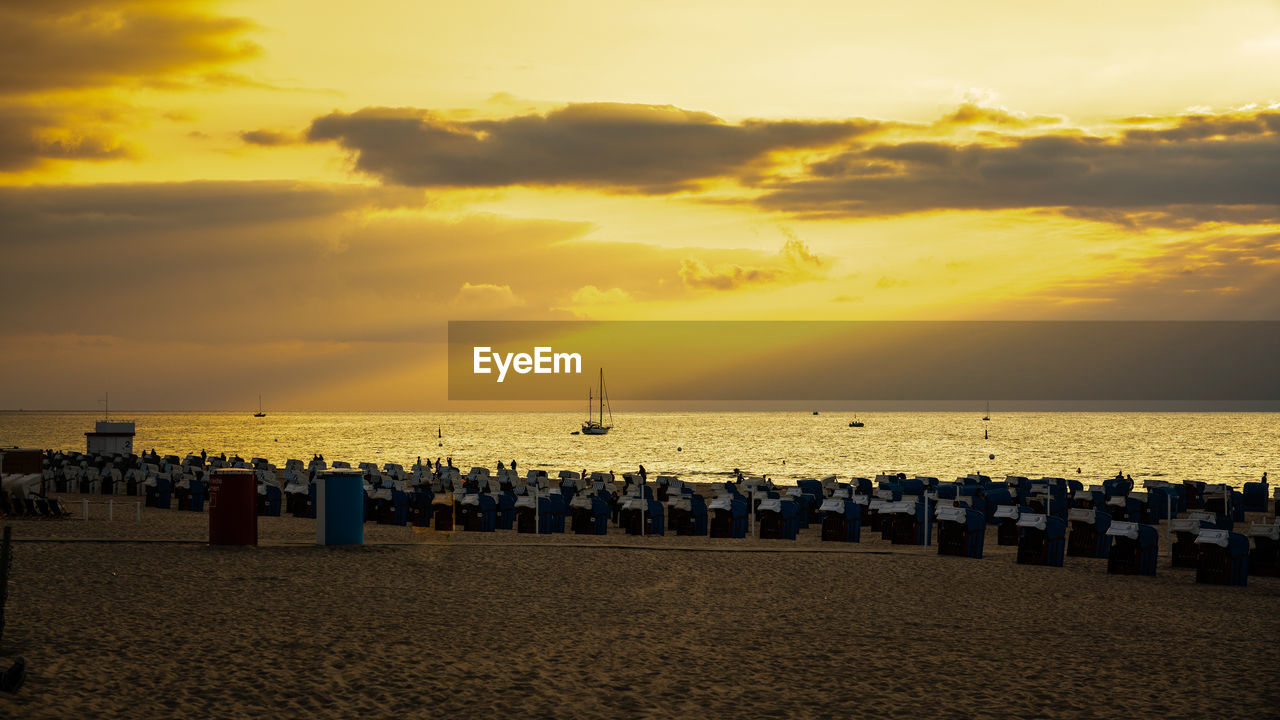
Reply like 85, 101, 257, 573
1170, 512, 1216, 567
885, 500, 929, 545
1016, 514, 1065, 567
1106, 521, 1158, 576
432, 492, 456, 531
820, 497, 861, 542
1182, 480, 1206, 509
570, 494, 610, 535
262, 484, 283, 517
936, 504, 985, 558
462, 493, 495, 532
669, 494, 707, 536
756, 498, 794, 540
981, 487, 1012, 524
1247, 522, 1279, 577
1195, 529, 1250, 586
618, 496, 662, 535
1067, 508, 1112, 558
152, 476, 173, 509
708, 495, 747, 538
1071, 488, 1105, 510
1201, 485, 1238, 527
187, 478, 207, 512
387, 489, 410, 526
1002, 503, 1027, 539
514, 494, 539, 533
1241, 481, 1269, 513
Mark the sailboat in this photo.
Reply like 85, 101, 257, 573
254, 395, 266, 418
982, 401, 990, 422
581, 368, 613, 435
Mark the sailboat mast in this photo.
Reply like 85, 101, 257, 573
598, 368, 603, 423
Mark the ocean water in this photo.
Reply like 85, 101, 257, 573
1, 411, 1275, 488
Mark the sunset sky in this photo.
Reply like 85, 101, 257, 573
3, 0, 1279, 410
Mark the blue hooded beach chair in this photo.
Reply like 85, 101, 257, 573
474, 493, 496, 531
981, 487, 1012, 524
1169, 513, 1215, 567
819, 497, 861, 542
936, 504, 984, 558
1066, 508, 1112, 558
668, 494, 706, 536
1247, 522, 1279, 577
1106, 521, 1158, 576
886, 500, 930, 545
263, 485, 283, 517
410, 490, 433, 527
544, 493, 567, 533
995, 504, 1030, 546
514, 494, 538, 533
1103, 477, 1132, 501
1195, 529, 1250, 586
571, 494, 608, 535
709, 495, 747, 538
154, 477, 173, 510
1241, 481, 1269, 513
1016, 514, 1065, 567
756, 498, 796, 540
187, 478, 207, 513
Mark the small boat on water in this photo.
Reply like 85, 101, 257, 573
254, 395, 266, 418
849, 415, 864, 428
982, 401, 990, 422
581, 368, 613, 435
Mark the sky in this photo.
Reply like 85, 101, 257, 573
2, 0, 1279, 410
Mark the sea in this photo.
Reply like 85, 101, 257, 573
1, 411, 1275, 488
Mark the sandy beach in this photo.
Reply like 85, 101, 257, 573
1, 496, 1276, 719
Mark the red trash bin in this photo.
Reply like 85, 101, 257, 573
209, 468, 258, 545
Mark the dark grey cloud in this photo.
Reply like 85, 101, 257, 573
0, 1, 260, 95
0, 1, 262, 171
306, 103, 879, 193
0, 181, 421, 242
753, 111, 1280, 224
239, 129, 295, 146
0, 103, 130, 171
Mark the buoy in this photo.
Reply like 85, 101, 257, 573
989, 453, 995, 460
438, 442, 443, 447
676, 446, 682, 452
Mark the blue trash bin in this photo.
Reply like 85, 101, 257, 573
316, 471, 365, 546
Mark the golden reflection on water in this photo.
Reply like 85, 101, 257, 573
1, 411, 1275, 488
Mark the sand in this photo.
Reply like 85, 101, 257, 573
2, 495, 1278, 719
